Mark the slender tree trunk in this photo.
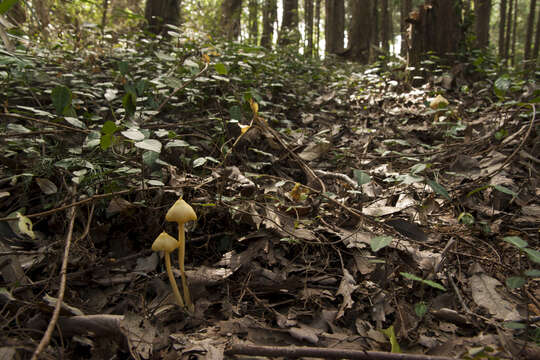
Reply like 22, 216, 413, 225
325, 0, 345, 54
305, 0, 314, 56
400, 0, 412, 56
220, 0, 242, 40
499, 0, 507, 59
101, 0, 109, 33
279, 0, 299, 46
504, 0, 513, 63
261, 0, 277, 48
475, 0, 491, 49
372, 0, 379, 50
347, 0, 373, 63
533, 4, 540, 63
315, 0, 321, 55
381, 0, 390, 52
145, 0, 181, 35
524, 0, 536, 60
249, 0, 259, 44
510, 0, 518, 66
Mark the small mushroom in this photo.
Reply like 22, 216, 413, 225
151, 231, 184, 307
166, 197, 197, 311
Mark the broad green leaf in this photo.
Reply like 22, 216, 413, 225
494, 76, 511, 97
142, 150, 159, 165
353, 169, 371, 186
523, 248, 540, 264
426, 179, 450, 200
214, 63, 228, 75
122, 92, 136, 116
15, 212, 35, 239
370, 236, 393, 252
100, 133, 114, 150
135, 139, 162, 153
458, 212, 474, 225
166, 139, 190, 148
414, 302, 428, 318
121, 128, 145, 141
505, 276, 525, 289
503, 236, 528, 249
0, 0, 18, 15
193, 157, 207, 168
101, 121, 118, 134
410, 163, 428, 174
229, 105, 242, 121
64, 117, 85, 129
51, 85, 72, 116
524, 269, 540, 277
493, 185, 516, 196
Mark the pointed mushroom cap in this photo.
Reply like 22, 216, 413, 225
166, 198, 197, 224
152, 232, 178, 253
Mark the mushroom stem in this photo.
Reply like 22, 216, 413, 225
165, 251, 185, 307
177, 223, 193, 311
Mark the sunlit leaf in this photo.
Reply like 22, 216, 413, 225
135, 139, 162, 153
370, 236, 393, 252
51, 85, 72, 115
493, 185, 516, 196
214, 63, 228, 75
381, 326, 400, 353
64, 117, 86, 129
121, 128, 145, 141
503, 236, 528, 249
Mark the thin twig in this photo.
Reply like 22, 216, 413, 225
31, 204, 77, 360
1, 112, 90, 134
225, 343, 457, 360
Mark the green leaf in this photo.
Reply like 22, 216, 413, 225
370, 236, 393, 252
426, 179, 450, 200
121, 128, 145, 141
494, 76, 511, 97
423, 279, 446, 291
503, 236, 528, 249
523, 248, 540, 264
400, 272, 446, 291
410, 163, 428, 174
51, 85, 72, 116
524, 269, 540, 277
505, 276, 525, 289
503, 322, 526, 330
0, 0, 18, 15
414, 302, 428, 318
457, 212, 474, 225
100, 133, 114, 150
353, 169, 371, 186
229, 105, 242, 121
381, 326, 401, 353
193, 157, 207, 168
135, 139, 162, 153
64, 117, 85, 129
214, 63, 228, 75
117, 61, 129, 75
101, 120, 118, 135
493, 185, 516, 196
122, 92, 137, 116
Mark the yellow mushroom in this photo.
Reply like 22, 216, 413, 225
151, 232, 184, 307
166, 197, 197, 311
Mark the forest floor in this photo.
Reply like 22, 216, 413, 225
0, 36, 539, 360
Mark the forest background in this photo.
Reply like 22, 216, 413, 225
0, 0, 539, 359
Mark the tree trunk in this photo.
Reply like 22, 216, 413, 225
261, 0, 277, 48
524, 0, 536, 60
474, 0, 491, 49
510, 0, 517, 66
400, 0, 412, 56
504, 0, 513, 63
325, 0, 344, 54
533, 4, 540, 63
381, 0, 390, 52
249, 0, 259, 44
372, 0, 379, 50
145, 0, 181, 35
346, 0, 373, 63
315, 0, 321, 55
305, 0, 314, 56
406, 0, 463, 67
498, 0, 507, 59
279, 0, 299, 46
220, 0, 242, 40
32, 0, 50, 38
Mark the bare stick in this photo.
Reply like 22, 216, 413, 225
31, 205, 77, 360
225, 343, 457, 360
